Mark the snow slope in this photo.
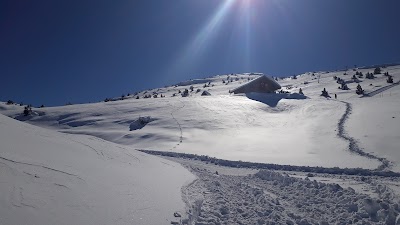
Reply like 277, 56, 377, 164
1, 66, 400, 171
0, 114, 194, 225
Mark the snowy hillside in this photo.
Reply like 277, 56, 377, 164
0, 114, 194, 225
2, 65, 400, 224
2, 66, 399, 172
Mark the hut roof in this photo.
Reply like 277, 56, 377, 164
230, 75, 281, 94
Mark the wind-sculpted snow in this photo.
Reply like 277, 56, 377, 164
337, 101, 391, 170
180, 160, 400, 225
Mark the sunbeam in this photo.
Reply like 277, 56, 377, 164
166, 0, 236, 80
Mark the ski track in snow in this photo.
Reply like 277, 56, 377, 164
337, 101, 390, 170
0, 155, 82, 179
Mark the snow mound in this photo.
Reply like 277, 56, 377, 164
129, 116, 156, 131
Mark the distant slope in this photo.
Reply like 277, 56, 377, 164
1, 66, 400, 171
0, 114, 194, 225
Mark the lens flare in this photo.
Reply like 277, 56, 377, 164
167, 0, 236, 79
165, 0, 285, 81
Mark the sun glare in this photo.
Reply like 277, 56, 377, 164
167, 0, 278, 79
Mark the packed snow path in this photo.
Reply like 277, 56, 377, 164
338, 101, 390, 170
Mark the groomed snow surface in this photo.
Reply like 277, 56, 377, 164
1, 66, 400, 224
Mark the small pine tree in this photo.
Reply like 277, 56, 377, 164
182, 89, 189, 97
23, 105, 32, 116
356, 84, 364, 95
374, 67, 381, 75
321, 88, 330, 97
387, 75, 394, 83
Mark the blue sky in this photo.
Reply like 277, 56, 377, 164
1, 0, 400, 106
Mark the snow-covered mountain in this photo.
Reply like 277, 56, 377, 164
2, 66, 399, 171
1, 65, 400, 224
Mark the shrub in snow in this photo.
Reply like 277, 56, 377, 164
374, 67, 381, 74
340, 83, 349, 90
23, 105, 32, 116
321, 88, 330, 98
196, 89, 201, 93
366, 72, 375, 79
40, 104, 45, 108
189, 86, 194, 92
292, 74, 297, 79
6, 100, 14, 105
181, 89, 189, 97
201, 90, 211, 96
387, 75, 394, 83
299, 88, 304, 95
356, 84, 364, 95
